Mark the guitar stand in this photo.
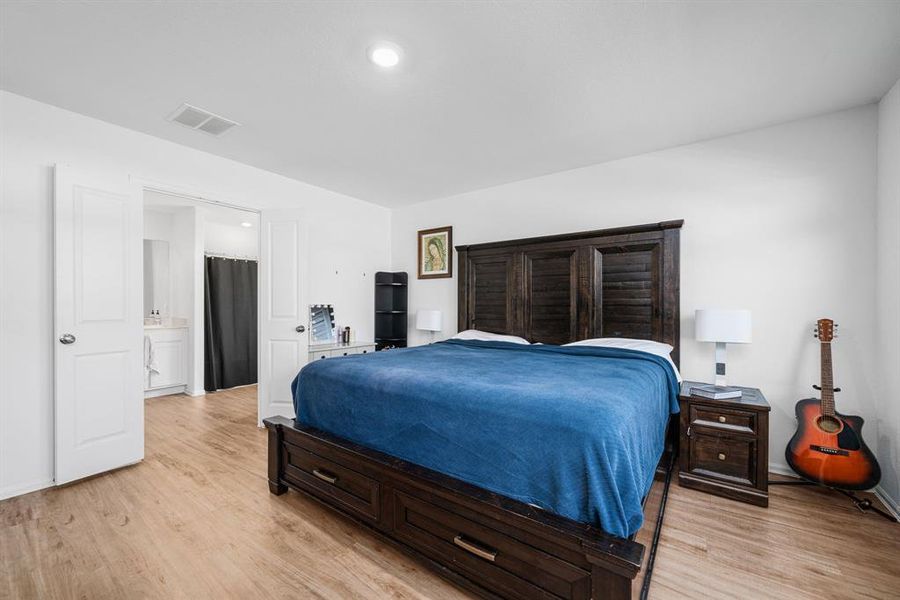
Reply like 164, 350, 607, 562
769, 479, 898, 523
836, 489, 898, 522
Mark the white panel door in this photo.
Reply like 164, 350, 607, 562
54, 165, 143, 484
258, 210, 308, 423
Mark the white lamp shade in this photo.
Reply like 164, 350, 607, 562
695, 309, 752, 343
416, 309, 443, 332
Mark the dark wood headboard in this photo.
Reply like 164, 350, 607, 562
456, 220, 683, 365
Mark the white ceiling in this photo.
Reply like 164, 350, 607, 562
2, 2, 899, 207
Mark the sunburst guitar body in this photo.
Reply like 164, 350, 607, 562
785, 319, 881, 490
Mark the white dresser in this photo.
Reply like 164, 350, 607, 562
144, 325, 189, 397
309, 341, 376, 362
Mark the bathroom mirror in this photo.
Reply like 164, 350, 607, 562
309, 304, 335, 343
143, 239, 170, 317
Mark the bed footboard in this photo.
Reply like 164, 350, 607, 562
265, 416, 667, 600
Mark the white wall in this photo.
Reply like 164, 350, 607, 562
170, 207, 200, 323
0, 91, 390, 499
204, 220, 259, 258
143, 207, 196, 321
876, 79, 900, 511
391, 105, 879, 474
143, 209, 174, 242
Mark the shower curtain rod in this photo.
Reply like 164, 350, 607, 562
204, 251, 259, 261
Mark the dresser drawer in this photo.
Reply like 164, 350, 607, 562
687, 431, 756, 486
390, 489, 590, 600
309, 346, 376, 361
690, 404, 756, 435
282, 440, 380, 522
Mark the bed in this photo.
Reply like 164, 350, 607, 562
265, 220, 683, 600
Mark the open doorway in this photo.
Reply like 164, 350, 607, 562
142, 189, 260, 407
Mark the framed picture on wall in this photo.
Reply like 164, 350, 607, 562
417, 226, 453, 279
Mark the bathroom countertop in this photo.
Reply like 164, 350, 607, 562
144, 319, 189, 330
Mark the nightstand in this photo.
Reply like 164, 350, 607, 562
678, 381, 770, 507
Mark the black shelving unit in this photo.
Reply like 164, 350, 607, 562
375, 271, 408, 350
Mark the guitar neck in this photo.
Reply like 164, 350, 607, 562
820, 341, 835, 416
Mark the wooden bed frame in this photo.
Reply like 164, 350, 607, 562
265, 220, 683, 599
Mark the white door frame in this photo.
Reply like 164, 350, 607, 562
131, 176, 304, 426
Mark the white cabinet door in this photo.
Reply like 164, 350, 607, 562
147, 331, 186, 389
54, 165, 143, 485
258, 210, 308, 423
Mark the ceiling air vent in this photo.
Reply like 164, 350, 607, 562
167, 103, 240, 136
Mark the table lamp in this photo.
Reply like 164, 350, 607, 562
695, 309, 752, 393
416, 309, 442, 343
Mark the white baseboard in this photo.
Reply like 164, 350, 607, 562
767, 463, 798, 478
144, 385, 187, 399
0, 478, 53, 501
874, 487, 900, 520
185, 387, 206, 397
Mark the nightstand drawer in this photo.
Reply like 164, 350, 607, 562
690, 404, 756, 435
687, 432, 756, 486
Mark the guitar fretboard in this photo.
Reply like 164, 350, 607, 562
820, 341, 835, 416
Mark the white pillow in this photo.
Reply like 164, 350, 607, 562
450, 329, 530, 345
563, 337, 682, 382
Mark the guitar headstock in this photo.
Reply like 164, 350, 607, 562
814, 318, 837, 342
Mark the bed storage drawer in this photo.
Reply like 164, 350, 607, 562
389, 488, 591, 600
281, 440, 381, 522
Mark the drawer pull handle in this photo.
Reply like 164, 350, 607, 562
718, 453, 726, 461
718, 416, 727, 423
453, 535, 497, 562
312, 468, 338, 484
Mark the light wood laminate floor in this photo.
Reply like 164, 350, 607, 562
2, 386, 899, 599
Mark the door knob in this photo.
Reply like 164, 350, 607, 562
295, 325, 306, 333
59, 333, 76, 345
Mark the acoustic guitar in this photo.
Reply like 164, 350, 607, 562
785, 318, 881, 490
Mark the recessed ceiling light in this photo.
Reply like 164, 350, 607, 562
240, 222, 253, 228
368, 43, 401, 68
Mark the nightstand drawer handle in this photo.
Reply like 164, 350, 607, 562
718, 453, 726, 461
718, 416, 727, 423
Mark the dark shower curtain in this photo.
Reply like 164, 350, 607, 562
204, 256, 258, 392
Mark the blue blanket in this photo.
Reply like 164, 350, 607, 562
292, 339, 679, 537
